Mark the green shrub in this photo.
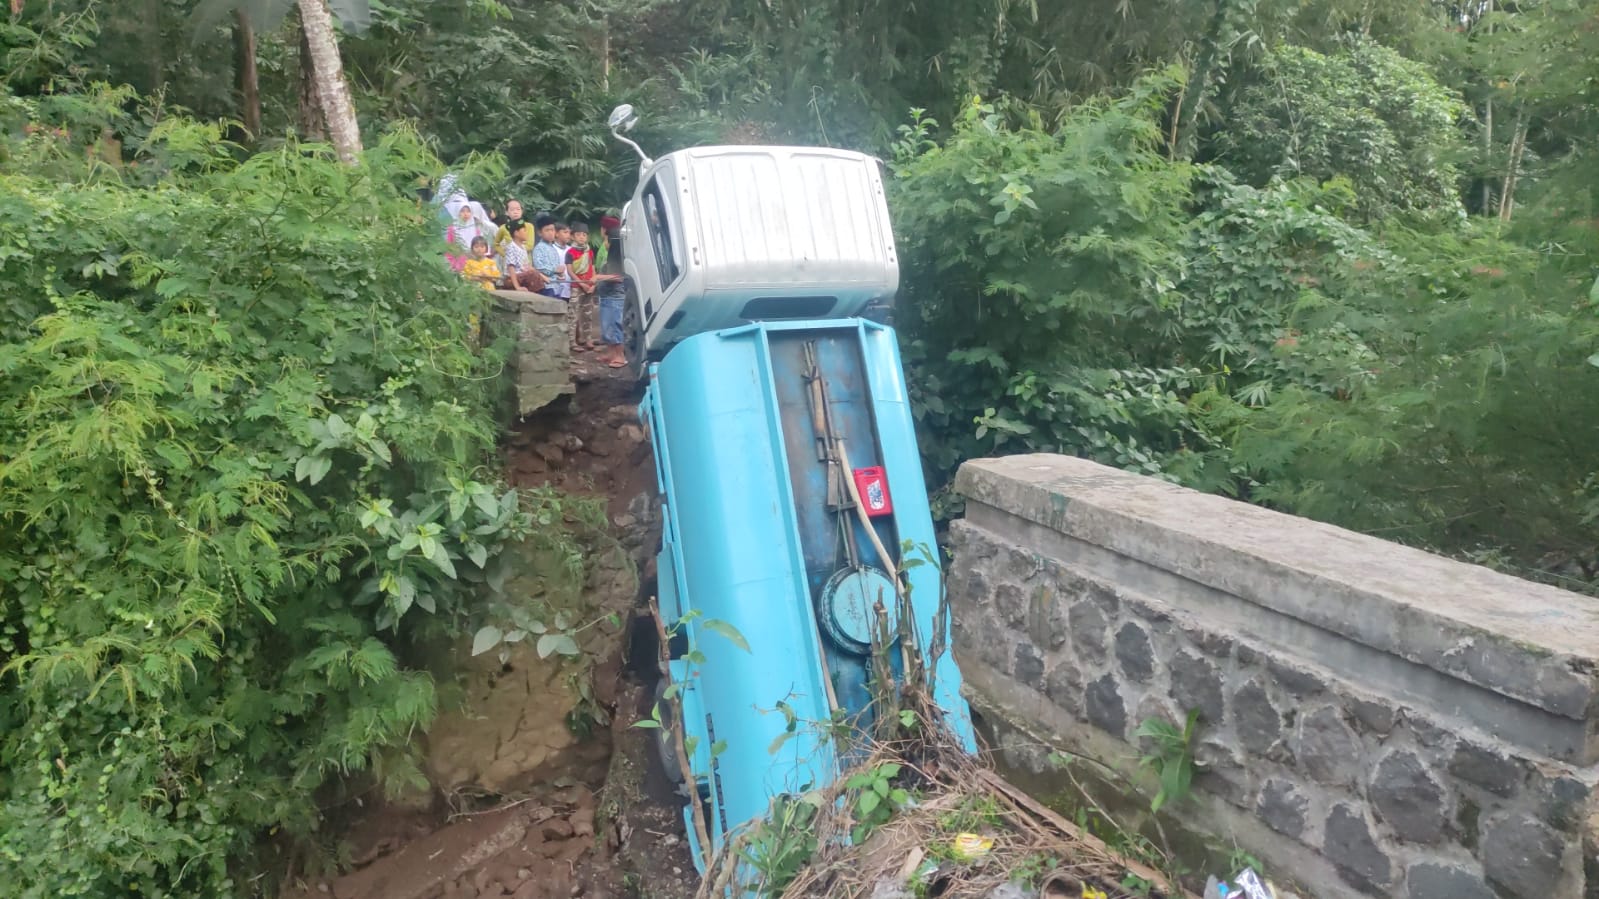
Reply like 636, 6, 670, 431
0, 87, 529, 896
1214, 38, 1468, 220
889, 79, 1217, 490
890, 76, 1599, 585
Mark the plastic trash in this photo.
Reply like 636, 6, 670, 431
950, 832, 994, 861
1205, 867, 1277, 899
1234, 868, 1276, 899
1036, 873, 1106, 899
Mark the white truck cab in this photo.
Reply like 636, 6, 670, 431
608, 106, 900, 373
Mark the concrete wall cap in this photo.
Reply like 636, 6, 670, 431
490, 290, 569, 316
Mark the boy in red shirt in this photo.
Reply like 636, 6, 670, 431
566, 222, 599, 351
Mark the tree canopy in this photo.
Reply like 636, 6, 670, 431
4, 0, 1599, 893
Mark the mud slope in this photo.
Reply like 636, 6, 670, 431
282, 360, 697, 899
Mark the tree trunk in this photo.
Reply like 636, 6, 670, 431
1167, 75, 1187, 161
1498, 110, 1527, 222
145, 0, 163, 94
1173, 0, 1229, 160
297, 8, 327, 143
1481, 97, 1494, 215
297, 0, 362, 163
1479, 0, 1495, 216
233, 9, 262, 140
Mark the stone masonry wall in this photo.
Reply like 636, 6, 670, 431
947, 455, 1599, 899
485, 290, 573, 420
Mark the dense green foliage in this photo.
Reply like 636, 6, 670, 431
887, 3, 1599, 587
892, 83, 1223, 488
1216, 39, 1468, 219
0, 78, 575, 894
4, 0, 1599, 894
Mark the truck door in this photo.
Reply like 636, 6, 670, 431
639, 165, 685, 330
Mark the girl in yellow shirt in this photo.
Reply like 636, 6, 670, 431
461, 236, 501, 290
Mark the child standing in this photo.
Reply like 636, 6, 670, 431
532, 215, 568, 301
444, 203, 487, 272
566, 222, 598, 352
595, 217, 627, 369
494, 199, 529, 256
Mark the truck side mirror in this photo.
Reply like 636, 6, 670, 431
607, 105, 652, 172
608, 104, 639, 133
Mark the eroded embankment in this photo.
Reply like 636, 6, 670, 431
280, 362, 699, 899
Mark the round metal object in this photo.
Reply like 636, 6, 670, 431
652, 677, 686, 790
817, 566, 898, 655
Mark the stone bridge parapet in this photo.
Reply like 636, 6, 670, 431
947, 454, 1599, 899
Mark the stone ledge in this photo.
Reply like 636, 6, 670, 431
955, 455, 1599, 758
490, 289, 568, 316
954, 510, 1594, 765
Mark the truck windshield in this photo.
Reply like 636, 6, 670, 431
643, 180, 681, 294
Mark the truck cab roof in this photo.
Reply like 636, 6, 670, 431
621, 145, 900, 360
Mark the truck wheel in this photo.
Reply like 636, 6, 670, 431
623, 283, 647, 381
652, 678, 687, 791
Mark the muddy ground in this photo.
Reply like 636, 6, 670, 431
281, 354, 699, 899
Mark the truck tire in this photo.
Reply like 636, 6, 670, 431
623, 280, 648, 381
652, 677, 687, 791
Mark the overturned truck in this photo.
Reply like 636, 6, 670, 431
607, 106, 1200, 899
608, 101, 974, 850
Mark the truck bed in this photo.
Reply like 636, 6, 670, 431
640, 318, 974, 861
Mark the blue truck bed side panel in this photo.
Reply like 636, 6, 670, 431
856, 323, 974, 746
646, 326, 839, 841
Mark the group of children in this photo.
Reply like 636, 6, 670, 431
444, 196, 629, 369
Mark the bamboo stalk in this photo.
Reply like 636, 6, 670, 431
1499, 109, 1527, 222
836, 441, 901, 592
835, 439, 923, 686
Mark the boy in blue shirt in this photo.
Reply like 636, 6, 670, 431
532, 215, 568, 300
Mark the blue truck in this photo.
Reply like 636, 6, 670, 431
609, 105, 976, 870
